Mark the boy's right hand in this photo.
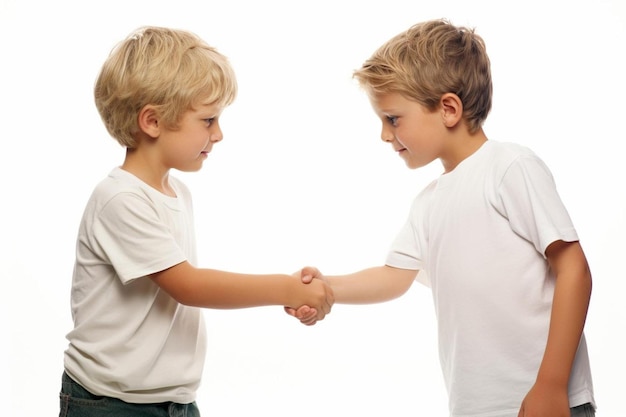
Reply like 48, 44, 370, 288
285, 266, 327, 325
302, 275, 333, 321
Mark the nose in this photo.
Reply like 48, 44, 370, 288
210, 122, 223, 143
210, 132, 223, 143
380, 125, 394, 143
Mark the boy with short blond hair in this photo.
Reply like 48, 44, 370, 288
60, 26, 333, 417
94, 26, 238, 149
291, 19, 595, 417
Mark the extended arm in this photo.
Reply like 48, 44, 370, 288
518, 240, 592, 417
151, 261, 334, 320
325, 265, 417, 304
286, 265, 417, 324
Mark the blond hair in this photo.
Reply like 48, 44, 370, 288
95, 26, 238, 148
354, 19, 492, 133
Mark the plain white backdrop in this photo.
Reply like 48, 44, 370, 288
1, 0, 624, 415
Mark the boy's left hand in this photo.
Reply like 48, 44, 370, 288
518, 382, 570, 417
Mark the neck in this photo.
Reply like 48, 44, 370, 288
121, 148, 175, 197
440, 129, 488, 173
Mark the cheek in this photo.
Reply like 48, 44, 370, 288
394, 128, 413, 147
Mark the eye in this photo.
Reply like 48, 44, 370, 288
203, 117, 215, 126
386, 115, 398, 126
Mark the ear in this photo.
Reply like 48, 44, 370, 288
137, 104, 161, 139
440, 93, 463, 128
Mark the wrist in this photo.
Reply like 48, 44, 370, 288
534, 369, 569, 389
283, 274, 305, 307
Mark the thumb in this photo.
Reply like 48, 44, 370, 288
300, 266, 321, 284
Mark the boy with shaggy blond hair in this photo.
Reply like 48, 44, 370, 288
59, 26, 333, 417
290, 19, 595, 417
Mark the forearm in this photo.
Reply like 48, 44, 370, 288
152, 262, 324, 309
536, 242, 592, 386
326, 265, 417, 304
182, 270, 299, 308
537, 274, 591, 385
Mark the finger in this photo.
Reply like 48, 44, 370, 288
321, 298, 332, 315
284, 306, 297, 317
299, 308, 317, 321
299, 307, 318, 325
285, 306, 312, 319
296, 305, 313, 319
296, 305, 312, 318
315, 309, 326, 321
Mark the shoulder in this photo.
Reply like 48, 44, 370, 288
89, 168, 150, 207
85, 168, 179, 220
484, 140, 537, 163
482, 141, 550, 181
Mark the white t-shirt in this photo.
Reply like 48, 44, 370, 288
64, 167, 207, 404
386, 141, 595, 417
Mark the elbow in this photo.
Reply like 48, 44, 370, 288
155, 281, 198, 306
167, 291, 199, 307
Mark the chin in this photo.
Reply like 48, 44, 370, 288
405, 160, 429, 170
404, 160, 419, 169
178, 164, 204, 173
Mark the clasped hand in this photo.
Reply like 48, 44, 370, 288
286, 266, 329, 326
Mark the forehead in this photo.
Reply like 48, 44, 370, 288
191, 101, 223, 114
368, 91, 416, 112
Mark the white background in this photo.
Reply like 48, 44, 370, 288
1, 0, 624, 415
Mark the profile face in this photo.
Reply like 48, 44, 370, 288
369, 92, 446, 170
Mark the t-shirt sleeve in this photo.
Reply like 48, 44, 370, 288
92, 192, 188, 283
385, 197, 429, 287
386, 217, 422, 270
497, 154, 578, 257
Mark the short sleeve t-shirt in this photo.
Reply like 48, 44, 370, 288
64, 167, 207, 404
386, 141, 595, 416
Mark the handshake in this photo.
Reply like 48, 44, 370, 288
285, 266, 332, 326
